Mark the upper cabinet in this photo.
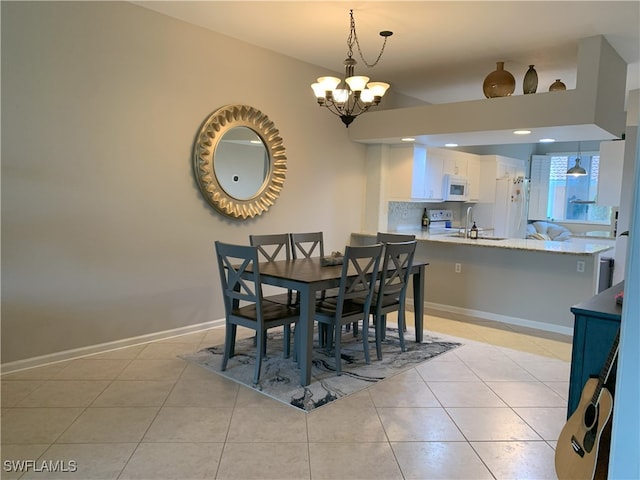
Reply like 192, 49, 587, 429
596, 140, 625, 207
379, 145, 489, 203
385, 145, 420, 201
467, 156, 481, 202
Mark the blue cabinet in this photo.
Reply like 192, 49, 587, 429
567, 282, 622, 418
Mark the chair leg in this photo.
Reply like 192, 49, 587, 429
374, 315, 383, 361
325, 324, 335, 351
362, 317, 371, 365
398, 309, 406, 352
262, 331, 268, 358
222, 324, 237, 371
334, 323, 342, 376
283, 324, 291, 359
318, 324, 328, 347
254, 329, 265, 385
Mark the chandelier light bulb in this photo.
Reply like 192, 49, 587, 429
311, 83, 325, 99
333, 88, 350, 104
317, 76, 341, 92
345, 76, 370, 92
366, 82, 390, 98
360, 89, 374, 103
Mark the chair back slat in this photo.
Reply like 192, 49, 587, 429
377, 241, 417, 304
215, 241, 261, 313
249, 233, 291, 262
290, 232, 324, 259
376, 232, 416, 244
336, 244, 383, 313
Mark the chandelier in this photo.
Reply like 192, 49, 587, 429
311, 10, 393, 127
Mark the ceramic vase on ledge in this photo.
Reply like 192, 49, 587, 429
523, 65, 538, 94
549, 79, 567, 91
483, 61, 515, 98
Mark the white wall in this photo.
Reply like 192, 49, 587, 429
1, 2, 370, 363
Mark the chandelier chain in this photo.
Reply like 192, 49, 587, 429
347, 9, 389, 68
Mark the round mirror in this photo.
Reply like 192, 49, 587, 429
214, 127, 268, 201
193, 105, 287, 219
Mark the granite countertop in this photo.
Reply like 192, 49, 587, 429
353, 230, 614, 256
571, 231, 615, 239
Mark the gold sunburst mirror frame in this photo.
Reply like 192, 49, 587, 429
193, 105, 287, 219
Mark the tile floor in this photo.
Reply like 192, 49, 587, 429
1, 313, 572, 479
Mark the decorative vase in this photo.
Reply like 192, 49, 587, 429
483, 61, 515, 98
523, 65, 538, 94
549, 79, 567, 92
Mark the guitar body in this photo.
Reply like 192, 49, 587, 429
555, 378, 614, 480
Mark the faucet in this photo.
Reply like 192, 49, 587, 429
464, 206, 473, 239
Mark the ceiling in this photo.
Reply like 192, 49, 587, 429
133, 1, 639, 144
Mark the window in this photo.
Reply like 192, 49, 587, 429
529, 153, 611, 224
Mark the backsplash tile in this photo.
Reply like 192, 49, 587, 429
387, 202, 466, 231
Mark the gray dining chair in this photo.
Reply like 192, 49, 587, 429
368, 240, 417, 360
376, 232, 416, 244
290, 231, 343, 344
314, 243, 383, 375
215, 241, 299, 385
290, 232, 325, 259
249, 233, 294, 306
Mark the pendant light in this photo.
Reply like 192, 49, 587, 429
567, 142, 587, 176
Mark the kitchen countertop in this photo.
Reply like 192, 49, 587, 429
570, 231, 615, 239
353, 230, 614, 256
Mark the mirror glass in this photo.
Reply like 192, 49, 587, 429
214, 127, 268, 200
193, 105, 287, 219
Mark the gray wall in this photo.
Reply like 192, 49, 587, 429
1, 2, 375, 363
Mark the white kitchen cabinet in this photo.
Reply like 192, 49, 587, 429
443, 155, 467, 177
386, 144, 443, 201
421, 151, 444, 200
467, 156, 481, 202
421, 147, 480, 201
383, 145, 482, 202
597, 140, 625, 206
384, 145, 421, 200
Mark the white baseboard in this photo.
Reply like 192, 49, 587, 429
2, 301, 572, 375
421, 301, 573, 336
1, 319, 226, 376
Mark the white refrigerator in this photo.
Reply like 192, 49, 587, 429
493, 176, 530, 238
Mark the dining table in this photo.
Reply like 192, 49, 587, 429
251, 256, 428, 386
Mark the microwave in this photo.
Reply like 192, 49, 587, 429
443, 174, 469, 201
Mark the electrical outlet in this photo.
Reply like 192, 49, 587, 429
455, 263, 462, 273
577, 260, 585, 273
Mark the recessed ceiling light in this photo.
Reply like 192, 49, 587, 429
539, 138, 556, 143
444, 143, 458, 147
513, 130, 532, 135
401, 137, 415, 142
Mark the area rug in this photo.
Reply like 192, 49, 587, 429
181, 328, 461, 412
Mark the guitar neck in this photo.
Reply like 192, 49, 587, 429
590, 329, 620, 405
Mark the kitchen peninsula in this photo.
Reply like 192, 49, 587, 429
351, 231, 613, 335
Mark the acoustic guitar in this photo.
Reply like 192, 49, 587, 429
555, 329, 620, 480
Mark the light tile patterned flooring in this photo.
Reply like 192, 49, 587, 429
1, 313, 572, 479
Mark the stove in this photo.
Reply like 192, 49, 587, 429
427, 210, 453, 230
